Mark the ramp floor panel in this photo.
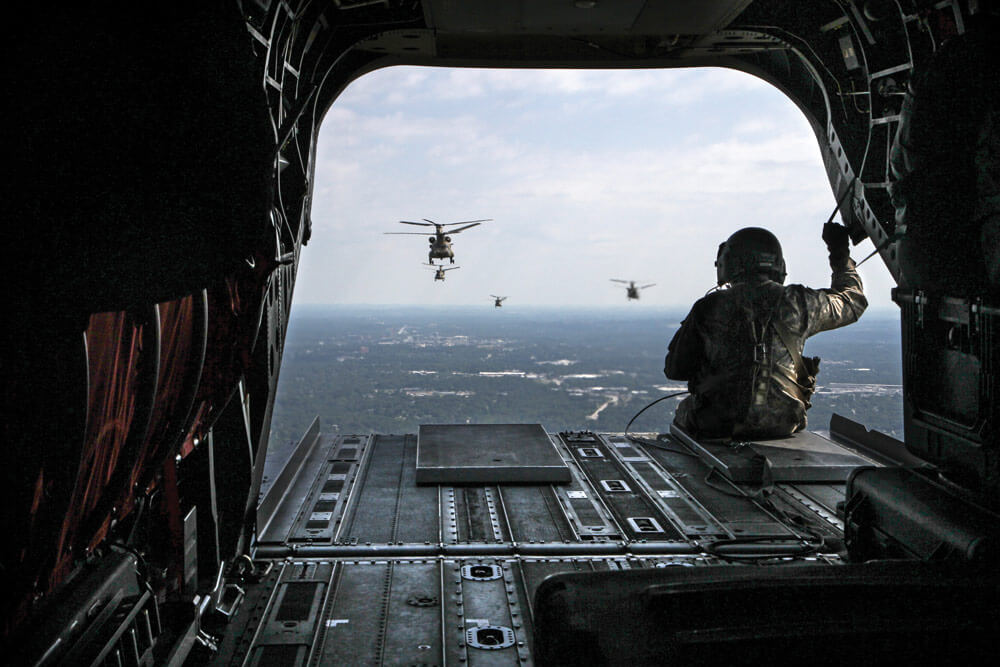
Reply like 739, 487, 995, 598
258, 430, 851, 552
416, 423, 571, 484
213, 552, 846, 667
229, 426, 870, 665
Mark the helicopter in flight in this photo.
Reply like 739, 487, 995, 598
386, 218, 491, 264
611, 279, 656, 301
426, 264, 459, 281
491, 295, 508, 308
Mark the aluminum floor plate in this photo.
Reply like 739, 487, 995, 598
416, 423, 571, 484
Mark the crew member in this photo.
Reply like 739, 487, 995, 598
664, 224, 867, 439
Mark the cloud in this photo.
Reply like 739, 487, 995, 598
343, 65, 773, 108
300, 66, 897, 308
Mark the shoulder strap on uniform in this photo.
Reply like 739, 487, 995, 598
770, 317, 820, 409
771, 317, 806, 380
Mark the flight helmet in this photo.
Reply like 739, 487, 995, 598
715, 227, 787, 285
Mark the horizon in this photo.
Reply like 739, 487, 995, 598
287, 302, 902, 318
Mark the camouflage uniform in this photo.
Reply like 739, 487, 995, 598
664, 254, 867, 439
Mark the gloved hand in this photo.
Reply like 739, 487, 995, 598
822, 222, 851, 260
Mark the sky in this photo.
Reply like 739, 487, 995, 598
296, 65, 897, 311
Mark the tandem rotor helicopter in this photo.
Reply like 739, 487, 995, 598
611, 279, 656, 301
386, 218, 491, 264
425, 264, 460, 281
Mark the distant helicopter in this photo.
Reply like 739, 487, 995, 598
386, 218, 491, 264
426, 264, 459, 281
491, 295, 508, 308
611, 279, 655, 301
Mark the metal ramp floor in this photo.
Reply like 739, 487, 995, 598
210, 423, 883, 666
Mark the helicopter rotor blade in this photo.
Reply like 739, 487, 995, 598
385, 232, 434, 235
640, 283, 656, 289
440, 219, 492, 227
399, 220, 434, 227
422, 218, 437, 224
610, 279, 629, 284
446, 222, 484, 234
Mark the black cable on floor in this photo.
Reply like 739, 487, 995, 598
623, 391, 695, 456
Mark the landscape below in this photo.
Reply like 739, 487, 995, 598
267, 305, 902, 467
